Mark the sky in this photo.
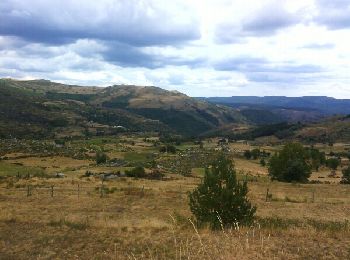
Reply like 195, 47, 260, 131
1, 0, 350, 97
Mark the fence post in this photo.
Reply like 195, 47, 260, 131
27, 185, 31, 197
100, 183, 104, 198
51, 185, 54, 197
265, 188, 269, 202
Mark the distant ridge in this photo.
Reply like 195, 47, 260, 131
201, 96, 350, 115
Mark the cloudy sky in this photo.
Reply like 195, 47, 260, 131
1, 0, 350, 97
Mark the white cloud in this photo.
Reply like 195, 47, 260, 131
0, 0, 350, 97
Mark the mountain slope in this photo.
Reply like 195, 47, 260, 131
91, 85, 245, 135
0, 79, 246, 138
295, 115, 350, 143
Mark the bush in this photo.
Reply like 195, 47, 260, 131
326, 158, 340, 170
95, 152, 108, 164
243, 150, 251, 159
268, 143, 311, 183
260, 158, 266, 167
125, 166, 146, 178
340, 166, 350, 184
159, 145, 176, 154
147, 169, 164, 180
188, 153, 256, 229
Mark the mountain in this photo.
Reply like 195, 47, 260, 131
201, 96, 350, 116
0, 79, 246, 138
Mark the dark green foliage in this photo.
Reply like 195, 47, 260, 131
131, 108, 214, 136
125, 166, 146, 178
326, 158, 340, 170
244, 149, 264, 160
260, 158, 266, 166
240, 109, 284, 125
251, 148, 261, 159
189, 154, 256, 229
306, 147, 326, 171
54, 139, 65, 145
268, 143, 312, 183
243, 150, 252, 159
46, 92, 94, 102
49, 118, 69, 127
226, 122, 302, 141
340, 166, 350, 184
102, 94, 132, 109
159, 145, 176, 154
95, 152, 108, 164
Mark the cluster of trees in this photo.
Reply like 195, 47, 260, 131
268, 143, 350, 183
159, 145, 176, 154
268, 143, 312, 183
243, 149, 270, 160
305, 147, 326, 171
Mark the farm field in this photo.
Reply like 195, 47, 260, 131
1, 136, 350, 259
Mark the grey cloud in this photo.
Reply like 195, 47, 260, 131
214, 56, 267, 71
0, 0, 200, 46
302, 43, 335, 49
214, 56, 324, 84
101, 42, 205, 69
314, 0, 350, 29
214, 56, 323, 74
215, 2, 301, 44
242, 6, 299, 36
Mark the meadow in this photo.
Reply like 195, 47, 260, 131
1, 136, 350, 259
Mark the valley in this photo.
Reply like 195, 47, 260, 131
1, 79, 350, 259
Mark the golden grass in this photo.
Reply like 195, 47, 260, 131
7, 156, 92, 174
1, 139, 350, 259
1, 173, 350, 259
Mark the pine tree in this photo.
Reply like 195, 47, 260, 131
188, 153, 256, 229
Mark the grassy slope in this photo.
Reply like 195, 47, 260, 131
295, 115, 350, 143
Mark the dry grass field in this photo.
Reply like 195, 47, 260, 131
1, 138, 350, 259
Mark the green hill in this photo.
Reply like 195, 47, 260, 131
0, 79, 246, 138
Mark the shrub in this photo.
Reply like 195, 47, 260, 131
260, 158, 266, 166
147, 169, 164, 180
326, 158, 340, 170
243, 150, 251, 159
95, 152, 108, 164
340, 166, 350, 184
159, 145, 176, 154
268, 143, 311, 183
251, 148, 261, 159
188, 153, 256, 229
125, 166, 146, 178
